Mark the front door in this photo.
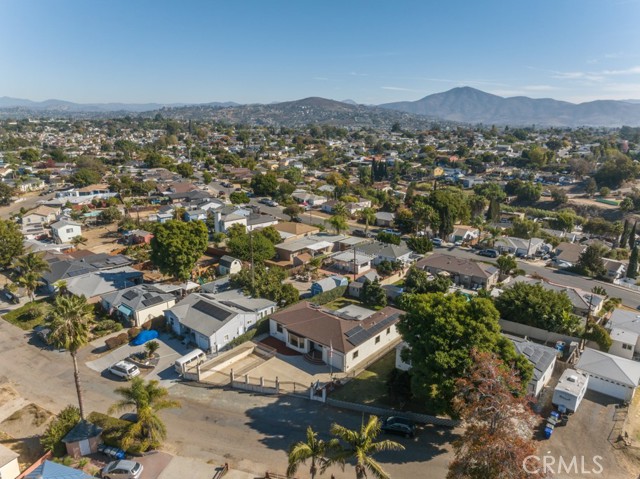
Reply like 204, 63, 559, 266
79, 438, 91, 456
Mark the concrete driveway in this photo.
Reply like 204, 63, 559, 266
84, 332, 190, 387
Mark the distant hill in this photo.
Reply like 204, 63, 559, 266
0, 96, 238, 113
379, 87, 640, 127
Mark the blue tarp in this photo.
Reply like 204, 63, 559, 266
131, 329, 159, 345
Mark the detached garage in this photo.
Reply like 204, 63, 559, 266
576, 348, 640, 402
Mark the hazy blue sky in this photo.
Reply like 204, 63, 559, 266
1, 0, 640, 104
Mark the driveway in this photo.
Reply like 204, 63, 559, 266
84, 332, 190, 387
544, 391, 637, 478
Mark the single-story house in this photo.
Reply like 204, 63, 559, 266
576, 347, 640, 401
165, 292, 276, 352
65, 267, 144, 303
310, 276, 348, 296
124, 229, 154, 245
554, 242, 586, 267
508, 335, 557, 397
375, 211, 395, 227
23, 205, 59, 226
101, 284, 177, 327
291, 190, 327, 206
448, 225, 480, 245
0, 444, 19, 479
355, 241, 412, 266
331, 250, 374, 275
494, 236, 546, 257
415, 254, 499, 290
50, 220, 82, 244
272, 222, 320, 242
218, 255, 243, 276
269, 302, 402, 372
275, 234, 346, 263
602, 258, 626, 280
24, 460, 94, 479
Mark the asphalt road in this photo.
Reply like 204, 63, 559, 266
0, 191, 55, 219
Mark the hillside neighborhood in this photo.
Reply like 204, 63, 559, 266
3, 116, 640, 479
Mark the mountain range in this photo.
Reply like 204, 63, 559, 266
2, 88, 640, 127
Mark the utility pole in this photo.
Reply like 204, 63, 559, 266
249, 227, 255, 292
353, 247, 357, 281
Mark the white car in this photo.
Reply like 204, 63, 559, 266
109, 360, 140, 380
101, 460, 143, 479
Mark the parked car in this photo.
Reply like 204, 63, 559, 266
352, 229, 367, 237
109, 361, 140, 380
478, 249, 499, 258
381, 416, 416, 438
431, 238, 443, 247
101, 460, 143, 479
266, 199, 279, 207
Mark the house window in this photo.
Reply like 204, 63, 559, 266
276, 323, 283, 333
289, 333, 304, 349
375, 335, 380, 344
224, 335, 229, 341
66, 228, 74, 233
352, 350, 359, 360
386, 327, 391, 335
623, 343, 633, 350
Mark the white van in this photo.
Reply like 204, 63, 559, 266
174, 348, 207, 374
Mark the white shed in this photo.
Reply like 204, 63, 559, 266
577, 348, 640, 401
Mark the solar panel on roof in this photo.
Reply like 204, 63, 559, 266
346, 313, 400, 346
143, 293, 154, 300
345, 325, 364, 338
123, 290, 139, 301
192, 300, 235, 321
142, 296, 164, 307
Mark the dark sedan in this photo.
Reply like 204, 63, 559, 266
381, 416, 416, 438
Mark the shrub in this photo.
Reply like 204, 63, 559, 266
311, 285, 347, 305
87, 412, 132, 449
94, 319, 123, 334
228, 318, 270, 348
127, 327, 141, 339
105, 332, 129, 350
141, 316, 166, 331
40, 405, 81, 457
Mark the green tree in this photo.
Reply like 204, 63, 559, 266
70, 168, 102, 187
229, 191, 250, 204
620, 197, 635, 212
176, 162, 194, 179
494, 282, 581, 334
361, 278, 387, 309
358, 207, 377, 235
71, 235, 88, 249
406, 235, 433, 254
326, 215, 348, 235
99, 205, 123, 224
150, 220, 209, 280
108, 377, 181, 451
402, 267, 451, 294
287, 426, 337, 479
230, 265, 299, 306
48, 294, 94, 419
260, 226, 282, 245
0, 182, 15, 206
328, 416, 404, 479
393, 207, 415, 234
40, 405, 81, 457
629, 221, 637, 249
576, 244, 606, 278
284, 168, 303, 185
496, 255, 517, 277
283, 204, 303, 221
145, 340, 160, 358
509, 217, 539, 239
582, 323, 612, 352
487, 197, 500, 222
251, 173, 279, 196
202, 171, 213, 184
585, 178, 597, 196
628, 245, 638, 279
14, 252, 51, 301
427, 189, 469, 238
376, 231, 401, 245
397, 293, 532, 415
228, 231, 276, 263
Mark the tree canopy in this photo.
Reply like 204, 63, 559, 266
150, 220, 208, 280
0, 219, 24, 267
227, 230, 277, 263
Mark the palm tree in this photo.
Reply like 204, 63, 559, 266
108, 377, 180, 451
327, 416, 404, 479
14, 252, 50, 301
71, 235, 88, 249
144, 340, 160, 358
358, 208, 376, 236
48, 294, 94, 419
287, 426, 338, 479
326, 215, 348, 235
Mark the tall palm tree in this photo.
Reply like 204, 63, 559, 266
358, 208, 376, 236
326, 215, 348, 235
48, 294, 93, 419
287, 426, 338, 479
108, 378, 181, 451
327, 416, 404, 479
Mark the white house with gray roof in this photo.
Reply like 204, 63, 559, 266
355, 241, 412, 266
164, 292, 276, 353
577, 348, 640, 401
101, 284, 177, 327
508, 335, 557, 397
606, 308, 640, 360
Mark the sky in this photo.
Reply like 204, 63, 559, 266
1, 0, 640, 105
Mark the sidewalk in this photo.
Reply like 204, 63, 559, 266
157, 456, 259, 479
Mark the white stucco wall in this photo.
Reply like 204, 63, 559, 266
0, 456, 20, 479
609, 340, 635, 360
343, 324, 400, 372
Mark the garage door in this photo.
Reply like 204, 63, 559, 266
585, 374, 634, 401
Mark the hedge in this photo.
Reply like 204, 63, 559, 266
105, 332, 129, 350
141, 316, 167, 331
87, 412, 132, 449
227, 317, 270, 348
311, 285, 348, 305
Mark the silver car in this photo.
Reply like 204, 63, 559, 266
101, 460, 143, 479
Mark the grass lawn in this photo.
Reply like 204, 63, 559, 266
323, 296, 362, 311
2, 300, 52, 330
331, 350, 396, 405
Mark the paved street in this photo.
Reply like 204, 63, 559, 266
0, 191, 55, 219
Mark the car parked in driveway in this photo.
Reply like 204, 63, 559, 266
477, 249, 499, 258
109, 360, 140, 380
381, 416, 416, 438
101, 460, 143, 479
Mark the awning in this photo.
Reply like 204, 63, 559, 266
117, 304, 133, 316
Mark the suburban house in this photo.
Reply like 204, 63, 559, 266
576, 347, 640, 401
494, 236, 546, 257
269, 302, 403, 372
101, 284, 177, 327
375, 211, 395, 227
218, 255, 242, 275
310, 276, 348, 296
355, 241, 413, 266
274, 234, 346, 263
50, 220, 82, 244
330, 250, 374, 275
602, 258, 626, 280
22, 205, 59, 226
64, 267, 144, 303
415, 254, 499, 290
508, 335, 557, 397
272, 222, 319, 242
0, 444, 19, 479
165, 292, 276, 353
508, 276, 605, 317
348, 271, 380, 298
23, 460, 94, 479
448, 225, 480, 245
606, 308, 640, 360
554, 242, 586, 267
123, 229, 154, 245
291, 189, 328, 206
